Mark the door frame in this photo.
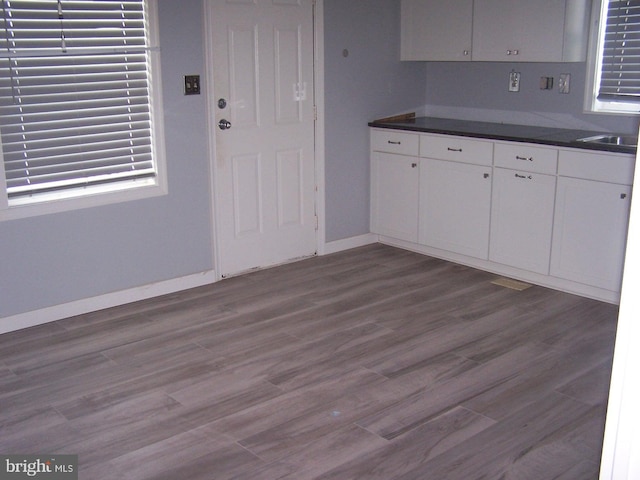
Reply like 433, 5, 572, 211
203, 0, 325, 280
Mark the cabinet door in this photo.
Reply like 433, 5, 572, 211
419, 158, 492, 259
489, 168, 556, 274
472, 0, 566, 61
401, 0, 473, 61
371, 151, 420, 242
551, 177, 631, 291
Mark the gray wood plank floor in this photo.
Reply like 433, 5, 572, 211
0, 244, 617, 479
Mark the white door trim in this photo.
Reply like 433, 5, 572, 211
313, 0, 326, 256
203, 0, 325, 278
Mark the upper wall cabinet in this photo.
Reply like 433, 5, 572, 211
401, 0, 590, 62
401, 0, 473, 61
472, 0, 590, 62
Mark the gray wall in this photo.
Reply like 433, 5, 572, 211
0, 0, 214, 319
324, 0, 427, 242
422, 61, 640, 134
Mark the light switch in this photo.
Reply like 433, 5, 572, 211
184, 75, 201, 95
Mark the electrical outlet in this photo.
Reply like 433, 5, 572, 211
509, 71, 521, 92
559, 73, 570, 94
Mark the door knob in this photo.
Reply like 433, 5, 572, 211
218, 119, 231, 130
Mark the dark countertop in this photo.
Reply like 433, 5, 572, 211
368, 117, 638, 155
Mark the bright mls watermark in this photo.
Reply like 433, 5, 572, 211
0, 456, 77, 479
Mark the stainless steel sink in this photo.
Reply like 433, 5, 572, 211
577, 134, 638, 148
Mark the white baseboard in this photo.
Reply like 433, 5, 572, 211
0, 270, 218, 335
1, 233, 377, 335
322, 233, 378, 255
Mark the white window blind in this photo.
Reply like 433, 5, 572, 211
598, 0, 640, 102
0, 0, 156, 199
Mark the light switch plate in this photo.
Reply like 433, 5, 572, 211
184, 75, 201, 95
539, 76, 554, 90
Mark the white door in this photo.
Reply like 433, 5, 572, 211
207, 0, 317, 277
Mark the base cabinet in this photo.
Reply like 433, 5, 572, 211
419, 158, 492, 259
370, 151, 420, 242
551, 177, 632, 291
369, 127, 634, 302
489, 168, 557, 275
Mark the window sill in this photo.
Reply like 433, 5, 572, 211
0, 177, 167, 222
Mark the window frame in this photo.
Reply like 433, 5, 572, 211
0, 0, 167, 221
585, 0, 640, 115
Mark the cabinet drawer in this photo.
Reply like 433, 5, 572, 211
419, 134, 493, 166
494, 142, 558, 174
558, 149, 635, 185
371, 129, 419, 156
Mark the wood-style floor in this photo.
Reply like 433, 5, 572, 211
0, 244, 618, 479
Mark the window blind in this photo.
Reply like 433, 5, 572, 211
0, 0, 155, 198
598, 0, 640, 102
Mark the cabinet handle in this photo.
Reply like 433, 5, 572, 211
388, 140, 401, 145
507, 49, 519, 55
484, 173, 490, 179
516, 155, 533, 161
447, 147, 463, 152
463, 50, 470, 56
515, 173, 533, 180
411, 163, 417, 168
621, 193, 627, 199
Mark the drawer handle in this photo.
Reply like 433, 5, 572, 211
516, 155, 533, 161
515, 173, 533, 180
388, 140, 401, 145
447, 147, 463, 152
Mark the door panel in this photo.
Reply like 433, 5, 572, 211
277, 148, 304, 227
232, 153, 262, 237
228, 26, 259, 127
275, 26, 303, 123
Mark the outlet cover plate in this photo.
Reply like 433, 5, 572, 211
509, 71, 521, 92
559, 73, 570, 94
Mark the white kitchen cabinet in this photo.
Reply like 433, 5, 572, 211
550, 150, 635, 291
371, 151, 420, 242
472, 0, 589, 62
370, 129, 420, 242
418, 133, 493, 258
489, 167, 557, 274
551, 178, 631, 291
419, 158, 492, 258
400, 0, 473, 61
369, 126, 634, 302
